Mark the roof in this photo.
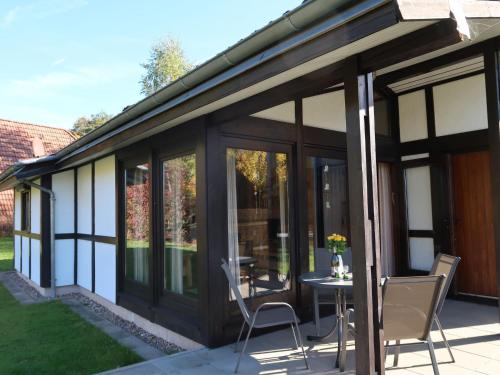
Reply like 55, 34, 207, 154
1, 0, 500, 189
0, 118, 76, 173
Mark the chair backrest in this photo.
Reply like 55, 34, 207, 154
383, 275, 445, 341
221, 259, 252, 324
314, 247, 352, 272
429, 253, 461, 314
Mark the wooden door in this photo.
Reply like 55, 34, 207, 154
452, 151, 497, 297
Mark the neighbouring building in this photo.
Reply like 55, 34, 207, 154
0, 119, 75, 235
1, 1, 500, 372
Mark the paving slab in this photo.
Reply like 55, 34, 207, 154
99, 300, 499, 375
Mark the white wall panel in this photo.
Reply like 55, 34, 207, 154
251, 101, 295, 124
14, 191, 21, 230
409, 237, 434, 271
14, 235, 21, 271
433, 74, 488, 136
55, 239, 74, 286
405, 166, 433, 230
21, 236, 29, 277
94, 242, 116, 303
30, 239, 41, 285
94, 156, 116, 237
77, 164, 92, 234
77, 240, 92, 290
303, 90, 346, 132
53, 170, 75, 234
30, 178, 41, 234
398, 90, 428, 142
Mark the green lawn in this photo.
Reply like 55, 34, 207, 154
0, 283, 142, 374
0, 236, 13, 272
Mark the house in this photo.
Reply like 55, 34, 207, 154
0, 119, 76, 235
1, 0, 500, 372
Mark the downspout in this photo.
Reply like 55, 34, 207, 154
20, 180, 56, 298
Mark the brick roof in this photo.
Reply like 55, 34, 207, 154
0, 118, 76, 234
0, 118, 76, 172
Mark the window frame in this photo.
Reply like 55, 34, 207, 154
221, 136, 297, 310
118, 153, 154, 303
20, 189, 31, 232
158, 149, 199, 310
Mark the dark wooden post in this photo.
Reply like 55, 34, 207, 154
344, 56, 385, 374
484, 44, 500, 318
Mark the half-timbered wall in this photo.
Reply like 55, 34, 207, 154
14, 191, 21, 271
93, 156, 116, 303
77, 164, 92, 290
30, 182, 41, 285
53, 170, 75, 286
397, 71, 491, 273
13, 178, 42, 284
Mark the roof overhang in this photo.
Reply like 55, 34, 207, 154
1, 0, 500, 191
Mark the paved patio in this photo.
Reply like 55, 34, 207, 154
100, 299, 500, 374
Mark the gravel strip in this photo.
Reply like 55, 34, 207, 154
3, 271, 183, 356
3, 271, 48, 302
65, 292, 183, 355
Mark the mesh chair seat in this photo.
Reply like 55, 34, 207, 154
253, 306, 300, 328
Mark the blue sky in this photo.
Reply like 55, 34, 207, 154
0, 0, 300, 129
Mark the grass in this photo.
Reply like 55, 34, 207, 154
0, 283, 142, 374
0, 236, 13, 272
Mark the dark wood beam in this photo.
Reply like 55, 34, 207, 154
375, 37, 499, 87
483, 43, 500, 318
344, 57, 384, 374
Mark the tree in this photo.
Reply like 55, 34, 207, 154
71, 111, 112, 137
140, 37, 193, 96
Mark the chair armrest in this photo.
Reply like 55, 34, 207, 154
254, 302, 296, 315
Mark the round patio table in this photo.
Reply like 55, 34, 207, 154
299, 271, 353, 369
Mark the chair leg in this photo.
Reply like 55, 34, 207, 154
234, 321, 246, 353
393, 340, 400, 367
290, 323, 299, 349
435, 315, 455, 362
427, 337, 440, 375
293, 316, 310, 370
384, 341, 389, 363
235, 320, 254, 373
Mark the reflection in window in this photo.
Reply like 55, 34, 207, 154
227, 148, 290, 299
125, 163, 150, 285
306, 157, 349, 271
163, 155, 198, 298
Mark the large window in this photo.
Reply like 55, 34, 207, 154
163, 154, 198, 298
306, 156, 349, 271
227, 148, 290, 299
125, 163, 150, 285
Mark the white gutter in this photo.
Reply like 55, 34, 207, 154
20, 180, 56, 298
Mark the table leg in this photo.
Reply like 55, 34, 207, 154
314, 288, 320, 336
335, 289, 346, 369
307, 288, 339, 342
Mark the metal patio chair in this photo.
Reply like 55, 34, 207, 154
341, 275, 445, 375
428, 253, 461, 362
221, 259, 310, 373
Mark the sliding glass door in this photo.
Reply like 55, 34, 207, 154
305, 152, 349, 272
226, 145, 292, 300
